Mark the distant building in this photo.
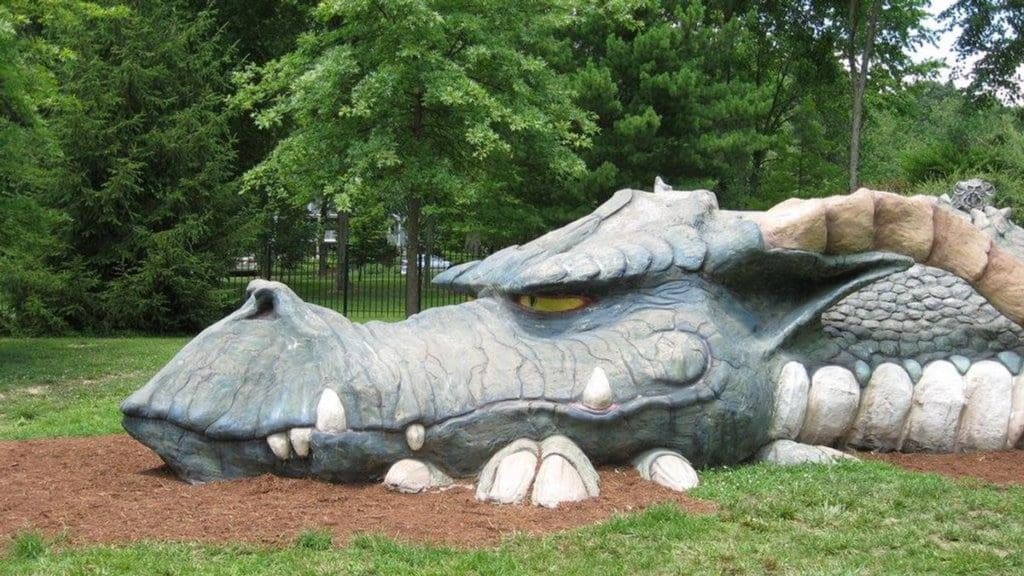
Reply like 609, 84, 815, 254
387, 214, 406, 249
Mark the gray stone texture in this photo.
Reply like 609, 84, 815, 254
846, 363, 913, 451
901, 361, 966, 452
955, 361, 1012, 451
754, 440, 857, 465
821, 194, 1024, 369
1009, 374, 1024, 449
768, 361, 809, 441
798, 366, 860, 446
120, 181, 1024, 490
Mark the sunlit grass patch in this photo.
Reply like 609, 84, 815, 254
0, 337, 187, 439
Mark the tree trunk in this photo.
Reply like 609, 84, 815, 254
258, 190, 273, 280
404, 196, 421, 317
847, 0, 882, 192
405, 89, 426, 318
848, 82, 864, 192
749, 148, 767, 197
335, 210, 350, 294
317, 199, 329, 276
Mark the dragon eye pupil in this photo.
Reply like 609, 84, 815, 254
514, 294, 589, 313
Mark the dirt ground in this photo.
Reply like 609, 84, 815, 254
863, 449, 1024, 486
0, 435, 714, 547
2, 435, 1021, 549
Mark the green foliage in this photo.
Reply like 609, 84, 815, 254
565, 0, 864, 209
862, 82, 1024, 218
0, 0, 255, 334
293, 529, 333, 551
568, 1, 768, 207
756, 94, 849, 207
7, 531, 48, 561
348, 199, 396, 265
247, 193, 317, 271
41, 1, 247, 333
943, 1, 1024, 103
0, 1, 100, 335
1, 0, 1022, 333
233, 0, 595, 247
0, 198, 91, 335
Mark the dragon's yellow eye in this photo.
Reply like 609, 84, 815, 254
514, 294, 590, 313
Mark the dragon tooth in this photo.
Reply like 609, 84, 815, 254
289, 427, 312, 458
900, 360, 965, 452
1009, 374, 1024, 449
768, 361, 809, 441
405, 423, 425, 451
267, 432, 291, 460
955, 361, 1012, 451
383, 459, 453, 494
847, 362, 913, 451
633, 448, 699, 492
582, 366, 613, 411
316, 389, 347, 433
797, 366, 859, 446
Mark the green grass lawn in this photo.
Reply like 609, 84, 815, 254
0, 337, 188, 439
2, 337, 1023, 574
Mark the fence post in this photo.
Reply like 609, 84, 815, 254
416, 249, 424, 312
335, 211, 350, 315
261, 240, 273, 281
342, 243, 350, 316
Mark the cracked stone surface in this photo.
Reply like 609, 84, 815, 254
121, 180, 1024, 492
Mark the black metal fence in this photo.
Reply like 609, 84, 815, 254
223, 245, 486, 322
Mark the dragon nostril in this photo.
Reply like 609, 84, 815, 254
661, 333, 708, 384
245, 289, 279, 320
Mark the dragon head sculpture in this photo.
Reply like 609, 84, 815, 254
122, 182, 1024, 505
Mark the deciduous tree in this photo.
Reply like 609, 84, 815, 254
943, 0, 1024, 103
234, 0, 593, 316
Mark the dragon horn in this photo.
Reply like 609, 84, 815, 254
751, 188, 1024, 325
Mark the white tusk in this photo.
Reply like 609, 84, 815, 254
316, 389, 347, 433
406, 423, 425, 451
582, 366, 613, 411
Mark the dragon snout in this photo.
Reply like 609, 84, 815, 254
658, 332, 709, 384
576, 331, 711, 413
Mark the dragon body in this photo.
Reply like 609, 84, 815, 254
122, 181, 1024, 506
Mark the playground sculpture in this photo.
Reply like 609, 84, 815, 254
122, 179, 1024, 507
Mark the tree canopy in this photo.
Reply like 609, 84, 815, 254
233, 0, 595, 313
943, 0, 1024, 103
2, 0, 1023, 333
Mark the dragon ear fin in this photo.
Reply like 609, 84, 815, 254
731, 188, 1024, 353
715, 250, 913, 354
750, 190, 1024, 326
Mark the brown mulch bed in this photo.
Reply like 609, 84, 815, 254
0, 435, 715, 548
864, 449, 1024, 486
